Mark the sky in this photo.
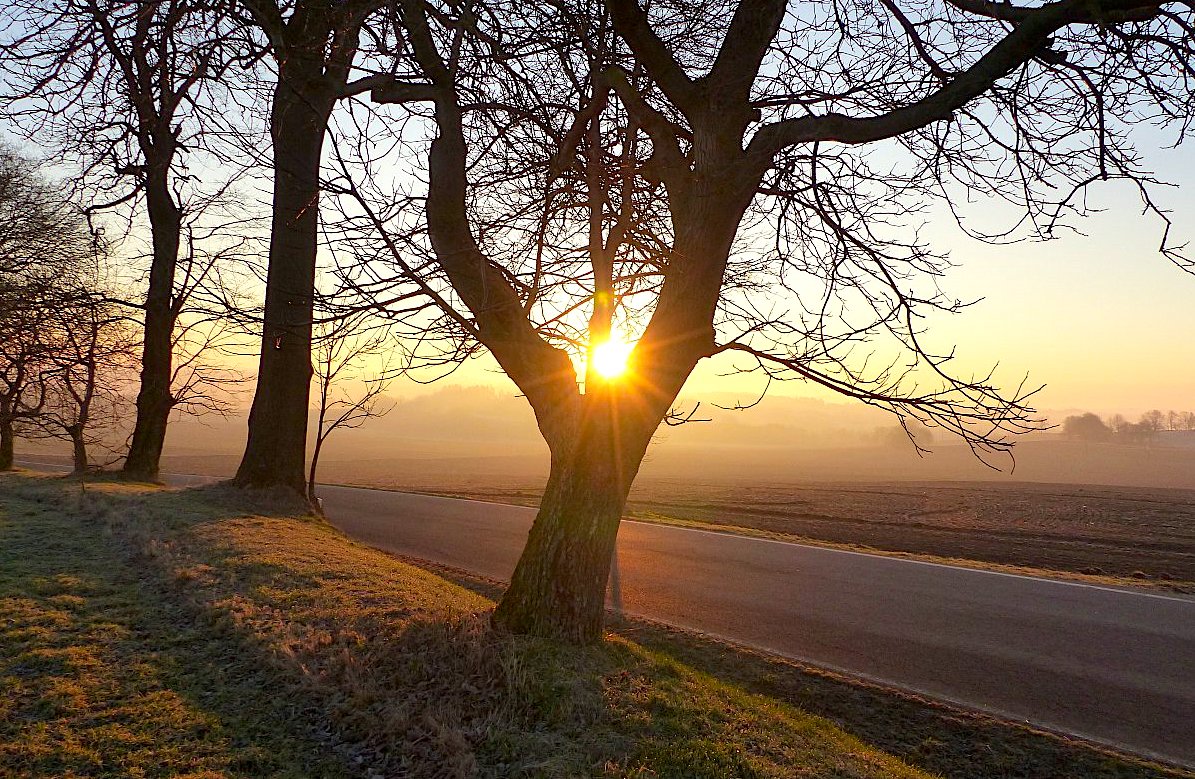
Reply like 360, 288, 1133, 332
914, 181, 1195, 413
917, 144, 1195, 414
6, 96, 1194, 423
397, 152, 1195, 418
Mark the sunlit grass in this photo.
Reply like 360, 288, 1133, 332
0, 477, 350, 778
0, 472, 941, 778
3, 473, 1186, 778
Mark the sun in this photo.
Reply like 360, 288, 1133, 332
590, 339, 633, 379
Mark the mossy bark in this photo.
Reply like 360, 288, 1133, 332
493, 390, 654, 643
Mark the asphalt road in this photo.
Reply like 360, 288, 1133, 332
15, 461, 1195, 767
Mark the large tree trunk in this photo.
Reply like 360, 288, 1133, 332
70, 427, 88, 474
493, 391, 655, 643
235, 73, 332, 493
123, 166, 181, 480
0, 415, 13, 471
492, 202, 748, 644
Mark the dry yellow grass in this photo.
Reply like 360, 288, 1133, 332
1, 472, 934, 778
5, 471, 1192, 778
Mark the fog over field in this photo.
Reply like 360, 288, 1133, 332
32, 384, 1188, 491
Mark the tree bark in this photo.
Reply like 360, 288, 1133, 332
70, 427, 88, 474
307, 433, 325, 502
122, 164, 181, 480
235, 69, 333, 494
0, 416, 13, 471
492, 197, 749, 644
492, 389, 655, 643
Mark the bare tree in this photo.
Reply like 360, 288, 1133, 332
355, 0, 1195, 642
0, 149, 97, 470
169, 317, 250, 418
0, 149, 92, 278
0, 279, 55, 470
0, 0, 242, 479
39, 292, 138, 472
232, 0, 395, 493
308, 313, 396, 501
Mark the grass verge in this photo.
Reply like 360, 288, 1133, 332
1, 472, 931, 778
0, 472, 1189, 778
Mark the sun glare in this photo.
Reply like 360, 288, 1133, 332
590, 339, 633, 379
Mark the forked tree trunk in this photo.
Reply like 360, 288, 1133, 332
123, 165, 181, 480
492, 197, 748, 643
0, 416, 13, 471
235, 73, 332, 494
493, 391, 654, 643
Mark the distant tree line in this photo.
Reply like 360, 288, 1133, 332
0, 151, 139, 471
1062, 411, 1195, 443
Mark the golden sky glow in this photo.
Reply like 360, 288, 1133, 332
110, 129, 1195, 418
590, 339, 633, 380
390, 166, 1195, 416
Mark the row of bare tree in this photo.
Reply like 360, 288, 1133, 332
2, 0, 1193, 642
1063, 411, 1195, 443
0, 148, 246, 470
1133, 411, 1195, 434
0, 145, 390, 490
0, 151, 128, 472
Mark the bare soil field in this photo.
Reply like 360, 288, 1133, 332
633, 480, 1195, 583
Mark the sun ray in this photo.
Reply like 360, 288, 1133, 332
590, 339, 632, 380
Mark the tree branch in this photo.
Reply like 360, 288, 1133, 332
747, 0, 1166, 161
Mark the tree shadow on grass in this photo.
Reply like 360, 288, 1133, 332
407, 550, 1194, 779
0, 477, 357, 778
25, 477, 929, 778
0, 477, 572, 776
